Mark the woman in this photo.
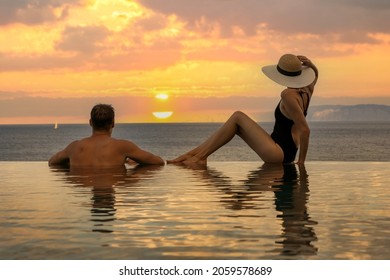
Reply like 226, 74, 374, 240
169, 54, 319, 165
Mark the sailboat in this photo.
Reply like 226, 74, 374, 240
54, 122, 58, 129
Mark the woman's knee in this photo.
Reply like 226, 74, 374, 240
231, 111, 248, 120
231, 111, 253, 124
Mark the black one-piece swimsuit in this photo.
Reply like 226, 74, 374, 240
271, 91, 309, 163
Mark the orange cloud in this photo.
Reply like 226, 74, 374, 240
0, 0, 389, 124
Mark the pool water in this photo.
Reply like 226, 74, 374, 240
1, 161, 389, 260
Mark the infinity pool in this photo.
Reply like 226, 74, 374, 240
1, 161, 389, 260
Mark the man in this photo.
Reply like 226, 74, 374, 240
49, 104, 165, 167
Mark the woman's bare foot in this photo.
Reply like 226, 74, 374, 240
167, 153, 192, 164
168, 153, 207, 165
182, 156, 207, 165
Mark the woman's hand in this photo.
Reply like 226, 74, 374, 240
297, 55, 318, 90
297, 55, 313, 68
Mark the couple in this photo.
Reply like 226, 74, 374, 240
49, 54, 318, 168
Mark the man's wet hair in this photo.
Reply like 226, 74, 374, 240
90, 104, 115, 131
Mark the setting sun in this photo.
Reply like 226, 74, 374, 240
155, 93, 169, 101
152, 93, 174, 121
152, 111, 173, 119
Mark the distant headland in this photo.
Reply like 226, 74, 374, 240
307, 104, 390, 122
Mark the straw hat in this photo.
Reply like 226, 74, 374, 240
262, 54, 315, 88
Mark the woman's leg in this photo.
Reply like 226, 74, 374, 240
169, 111, 284, 164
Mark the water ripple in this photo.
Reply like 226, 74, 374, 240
1, 161, 390, 259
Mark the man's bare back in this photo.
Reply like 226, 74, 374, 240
48, 104, 164, 168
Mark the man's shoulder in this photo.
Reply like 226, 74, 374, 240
72, 136, 96, 145
67, 139, 81, 147
111, 138, 137, 147
109, 139, 139, 154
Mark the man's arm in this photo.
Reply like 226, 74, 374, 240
48, 150, 70, 166
122, 140, 165, 165
48, 141, 76, 167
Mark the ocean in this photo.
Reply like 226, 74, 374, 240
1, 122, 390, 261
0, 122, 389, 162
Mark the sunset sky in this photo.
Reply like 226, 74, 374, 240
0, 0, 389, 124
